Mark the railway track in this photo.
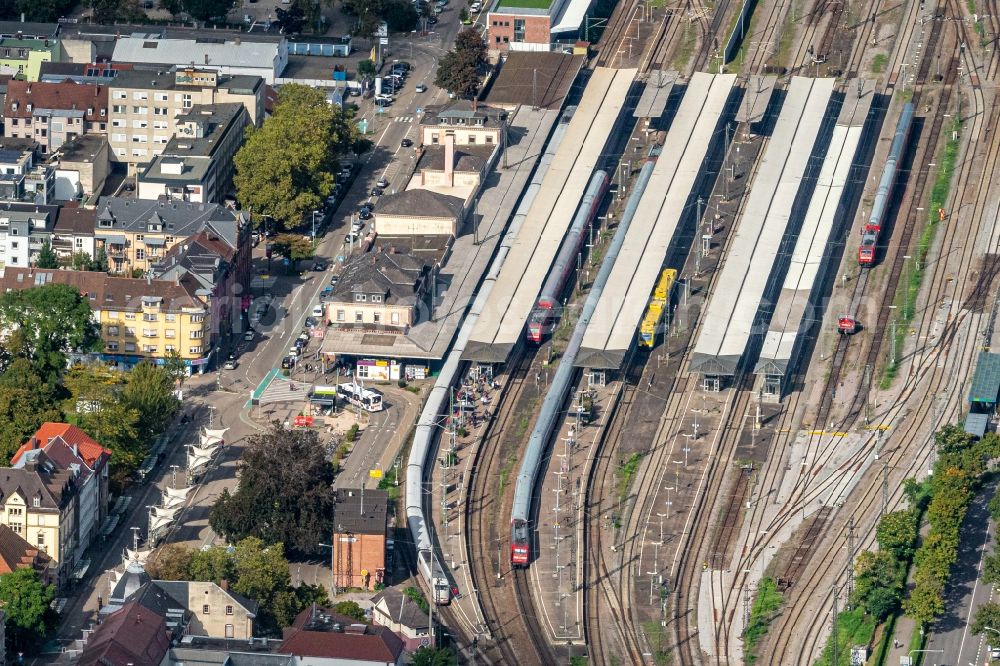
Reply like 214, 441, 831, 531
464, 349, 558, 665
760, 2, 1000, 659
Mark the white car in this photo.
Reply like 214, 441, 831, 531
470, 2, 481, 10
415, 83, 427, 93
243, 330, 255, 341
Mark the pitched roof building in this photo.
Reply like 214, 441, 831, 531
0, 523, 51, 579
325, 248, 432, 332
3, 79, 108, 152
281, 606, 404, 666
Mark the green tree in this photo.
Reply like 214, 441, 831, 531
0, 283, 101, 381
990, 491, 1000, 523
270, 233, 315, 270
231, 538, 297, 630
852, 550, 905, 621
404, 585, 429, 613
0, 359, 63, 462
903, 575, 945, 627
333, 600, 367, 622
434, 30, 486, 98
358, 58, 377, 80
876, 510, 919, 562
70, 251, 95, 271
181, 0, 232, 20
459, 6, 468, 22
163, 349, 188, 387
275, 3, 307, 33
210, 427, 337, 557
149, 543, 195, 580
15, 0, 73, 22
983, 552, 1000, 588
92, 0, 145, 22
934, 424, 976, 455
411, 647, 458, 666
0, 568, 57, 654
234, 84, 356, 229
972, 601, 1000, 636
92, 245, 109, 272
36, 239, 58, 269
120, 361, 179, 438
189, 546, 235, 583
381, 0, 417, 31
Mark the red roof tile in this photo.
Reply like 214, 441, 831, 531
12, 423, 110, 470
4, 79, 108, 122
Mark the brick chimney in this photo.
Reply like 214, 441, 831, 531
220, 579, 229, 591
444, 134, 455, 188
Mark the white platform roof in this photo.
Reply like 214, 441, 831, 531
634, 70, 679, 118
755, 81, 874, 376
578, 72, 735, 369
551, 0, 597, 33
689, 77, 835, 376
464, 67, 636, 363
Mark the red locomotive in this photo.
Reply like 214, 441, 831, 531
510, 519, 530, 566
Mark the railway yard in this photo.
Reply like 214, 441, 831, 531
403, 0, 1000, 661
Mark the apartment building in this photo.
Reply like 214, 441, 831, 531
0, 454, 77, 586
51, 134, 111, 200
137, 103, 250, 204
107, 68, 264, 167
51, 208, 96, 261
3, 80, 109, 152
0, 141, 54, 203
0, 203, 58, 267
94, 197, 245, 275
0, 267, 212, 372
11, 426, 112, 563
0, 37, 61, 81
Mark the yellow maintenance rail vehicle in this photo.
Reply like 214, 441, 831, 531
638, 268, 677, 349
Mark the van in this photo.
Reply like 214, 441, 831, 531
312, 304, 324, 318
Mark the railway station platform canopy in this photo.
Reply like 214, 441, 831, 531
969, 351, 1000, 407
577, 72, 736, 370
633, 70, 678, 118
689, 77, 835, 380
753, 79, 875, 396
463, 67, 636, 364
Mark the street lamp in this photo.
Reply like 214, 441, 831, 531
311, 210, 320, 246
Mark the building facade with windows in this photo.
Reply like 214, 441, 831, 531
418, 100, 504, 146
0, 203, 58, 267
93, 197, 245, 275
325, 249, 431, 332
0, 455, 77, 586
3, 80, 109, 153
0, 267, 212, 371
0, 37, 61, 81
137, 103, 250, 204
106, 68, 264, 167
0, 143, 54, 203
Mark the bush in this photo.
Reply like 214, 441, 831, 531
345, 423, 360, 443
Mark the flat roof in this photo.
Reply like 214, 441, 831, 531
484, 51, 584, 109
970, 352, 1000, 404
464, 67, 636, 363
965, 412, 989, 438
495, 0, 553, 9
579, 72, 735, 369
735, 75, 777, 123
690, 77, 835, 376
633, 70, 678, 118
755, 83, 874, 376
551, 0, 597, 33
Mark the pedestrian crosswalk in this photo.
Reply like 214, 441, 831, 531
394, 116, 414, 123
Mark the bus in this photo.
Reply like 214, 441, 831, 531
336, 382, 384, 412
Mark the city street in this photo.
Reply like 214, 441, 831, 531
41, 25, 461, 657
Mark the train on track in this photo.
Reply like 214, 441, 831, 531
638, 268, 677, 348
511, 157, 657, 568
858, 102, 914, 266
404, 117, 571, 604
526, 171, 610, 344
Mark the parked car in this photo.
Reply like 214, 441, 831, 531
375, 97, 392, 108
306, 316, 318, 328
371, 186, 384, 197
281, 356, 293, 369
358, 208, 372, 221
313, 261, 327, 271
415, 83, 427, 93
223, 354, 238, 370
401, 138, 414, 147
376, 176, 389, 188
470, 1, 481, 10
330, 275, 340, 286
345, 232, 361, 244
351, 220, 365, 234
321, 286, 334, 299
243, 329, 255, 341
427, 15, 438, 24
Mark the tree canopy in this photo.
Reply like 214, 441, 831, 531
234, 84, 356, 230
148, 538, 328, 634
0, 568, 57, 654
973, 602, 1000, 637
0, 359, 62, 462
0, 284, 100, 382
435, 29, 487, 98
36, 240, 58, 269
270, 234, 316, 270
851, 550, 905, 621
210, 426, 337, 557
412, 647, 458, 666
